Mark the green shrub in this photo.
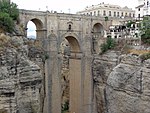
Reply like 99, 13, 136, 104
141, 29, 150, 44
61, 100, 69, 113
0, 0, 19, 33
126, 21, 135, 28
140, 52, 150, 62
140, 16, 150, 45
0, 12, 14, 33
100, 43, 108, 53
106, 37, 116, 49
100, 37, 116, 54
104, 16, 108, 21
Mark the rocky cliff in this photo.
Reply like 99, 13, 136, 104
93, 51, 150, 113
1, 32, 150, 113
0, 34, 43, 113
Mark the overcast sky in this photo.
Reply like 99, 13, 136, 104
11, 0, 138, 13
11, 0, 138, 37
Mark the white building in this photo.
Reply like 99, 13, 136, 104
135, 0, 150, 18
77, 2, 135, 19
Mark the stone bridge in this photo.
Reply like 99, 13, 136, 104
19, 9, 112, 113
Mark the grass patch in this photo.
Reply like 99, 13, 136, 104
140, 52, 150, 61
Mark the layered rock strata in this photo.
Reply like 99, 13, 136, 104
93, 51, 150, 113
0, 34, 42, 113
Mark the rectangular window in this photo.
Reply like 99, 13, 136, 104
103, 10, 106, 16
90, 12, 92, 16
114, 12, 116, 17
117, 12, 119, 17
98, 11, 100, 16
129, 13, 131, 17
138, 8, 140, 11
94, 11, 96, 16
138, 14, 140, 18
121, 12, 124, 16
109, 11, 111, 16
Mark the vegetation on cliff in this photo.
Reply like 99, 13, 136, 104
100, 36, 116, 53
140, 52, 150, 62
0, 0, 19, 33
140, 16, 150, 45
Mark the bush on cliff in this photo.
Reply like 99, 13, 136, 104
0, 12, 14, 33
140, 52, 150, 62
140, 16, 150, 45
0, 0, 19, 33
100, 37, 116, 53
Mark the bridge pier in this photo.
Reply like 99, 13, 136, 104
44, 34, 61, 113
69, 58, 82, 113
69, 52, 93, 113
82, 56, 93, 113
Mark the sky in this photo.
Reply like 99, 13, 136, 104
11, 0, 138, 37
11, 0, 138, 13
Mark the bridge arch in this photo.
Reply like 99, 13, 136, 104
61, 32, 82, 53
26, 18, 44, 39
60, 33, 83, 113
93, 23, 104, 36
65, 36, 80, 53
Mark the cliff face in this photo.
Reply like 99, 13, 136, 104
0, 34, 42, 113
93, 51, 150, 113
1, 32, 150, 113
93, 51, 120, 113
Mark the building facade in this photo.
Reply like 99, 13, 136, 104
135, 0, 150, 18
77, 2, 135, 19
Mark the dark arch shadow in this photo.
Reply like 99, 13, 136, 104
65, 36, 81, 53
31, 18, 43, 30
93, 23, 104, 35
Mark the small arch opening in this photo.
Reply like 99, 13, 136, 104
26, 18, 43, 39
92, 23, 104, 54
27, 21, 36, 39
93, 23, 104, 35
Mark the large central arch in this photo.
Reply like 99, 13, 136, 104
60, 35, 83, 113
65, 36, 80, 52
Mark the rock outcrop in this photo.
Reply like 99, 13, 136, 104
93, 51, 120, 113
0, 34, 42, 113
93, 51, 150, 113
106, 54, 150, 113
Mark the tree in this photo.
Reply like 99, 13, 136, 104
104, 16, 108, 21
100, 37, 116, 54
140, 16, 150, 44
0, 12, 14, 32
0, 0, 19, 33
